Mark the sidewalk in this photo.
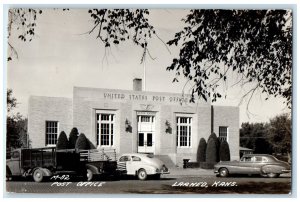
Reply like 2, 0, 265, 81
167, 167, 214, 177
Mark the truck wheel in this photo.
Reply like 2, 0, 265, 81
267, 173, 279, 178
137, 169, 147, 180
219, 168, 229, 177
33, 169, 44, 182
87, 169, 93, 181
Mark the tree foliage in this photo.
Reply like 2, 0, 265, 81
208, 132, 220, 161
206, 137, 218, 163
240, 122, 273, 154
7, 9, 292, 108
197, 138, 207, 163
56, 131, 69, 150
167, 9, 292, 107
219, 141, 231, 161
266, 113, 291, 154
7, 89, 17, 113
68, 127, 79, 149
6, 89, 29, 157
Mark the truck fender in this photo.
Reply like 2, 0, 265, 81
86, 164, 100, 174
33, 167, 53, 177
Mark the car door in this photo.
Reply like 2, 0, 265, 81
7, 150, 22, 176
251, 156, 264, 174
118, 155, 131, 174
238, 156, 255, 174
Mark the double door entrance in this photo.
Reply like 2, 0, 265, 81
137, 113, 155, 153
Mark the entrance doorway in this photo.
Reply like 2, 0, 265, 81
137, 113, 155, 153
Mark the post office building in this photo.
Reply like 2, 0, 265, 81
28, 79, 240, 166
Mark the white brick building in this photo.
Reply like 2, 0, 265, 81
28, 79, 240, 165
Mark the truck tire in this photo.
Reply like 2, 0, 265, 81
87, 169, 94, 181
33, 169, 44, 182
137, 169, 147, 180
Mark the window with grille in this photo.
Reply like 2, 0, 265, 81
176, 116, 192, 147
45, 121, 58, 146
219, 126, 228, 142
96, 113, 114, 146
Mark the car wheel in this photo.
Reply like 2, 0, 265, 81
219, 168, 229, 177
267, 173, 279, 178
87, 169, 93, 181
137, 169, 147, 180
33, 169, 44, 182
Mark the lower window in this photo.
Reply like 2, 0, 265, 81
45, 121, 59, 146
96, 113, 114, 146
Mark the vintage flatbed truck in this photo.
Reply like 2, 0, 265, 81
6, 147, 88, 182
6, 147, 119, 182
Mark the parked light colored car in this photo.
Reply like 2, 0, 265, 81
117, 153, 170, 180
214, 154, 291, 178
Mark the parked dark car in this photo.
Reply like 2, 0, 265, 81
214, 154, 291, 178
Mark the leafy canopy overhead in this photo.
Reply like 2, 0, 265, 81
8, 9, 292, 108
167, 9, 292, 107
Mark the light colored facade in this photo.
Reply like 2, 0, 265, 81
28, 81, 240, 166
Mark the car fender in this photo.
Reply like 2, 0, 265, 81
136, 165, 156, 175
86, 164, 100, 174
33, 167, 53, 176
261, 165, 284, 174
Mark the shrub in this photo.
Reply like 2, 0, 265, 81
206, 137, 217, 163
68, 127, 79, 149
75, 133, 88, 150
199, 162, 216, 169
219, 141, 231, 161
197, 138, 207, 163
87, 138, 97, 149
208, 132, 220, 162
56, 131, 68, 150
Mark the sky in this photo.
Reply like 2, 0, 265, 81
6, 8, 291, 125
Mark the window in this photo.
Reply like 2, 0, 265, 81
45, 121, 59, 146
132, 156, 141, 161
219, 126, 228, 142
119, 156, 131, 162
97, 113, 114, 146
176, 116, 192, 147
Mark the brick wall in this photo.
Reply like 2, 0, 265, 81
28, 96, 73, 148
213, 105, 240, 160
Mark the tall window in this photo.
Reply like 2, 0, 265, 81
45, 121, 58, 146
97, 113, 114, 146
176, 117, 192, 147
219, 126, 228, 142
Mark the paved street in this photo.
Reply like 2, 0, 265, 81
5, 170, 292, 195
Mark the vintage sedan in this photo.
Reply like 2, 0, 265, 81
214, 154, 291, 178
117, 153, 170, 180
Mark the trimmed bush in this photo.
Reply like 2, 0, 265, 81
206, 137, 218, 163
208, 132, 220, 162
68, 127, 79, 149
220, 141, 231, 161
75, 133, 88, 150
199, 162, 216, 169
56, 131, 69, 150
87, 138, 97, 149
197, 138, 207, 163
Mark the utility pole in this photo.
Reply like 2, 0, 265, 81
143, 49, 146, 91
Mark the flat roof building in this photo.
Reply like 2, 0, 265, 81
28, 80, 240, 166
